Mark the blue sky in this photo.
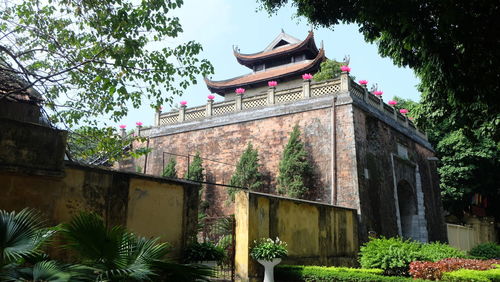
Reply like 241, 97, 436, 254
121, 0, 421, 127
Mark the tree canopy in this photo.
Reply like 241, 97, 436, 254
0, 0, 213, 161
259, 0, 500, 141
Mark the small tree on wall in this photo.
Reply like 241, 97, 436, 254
277, 125, 312, 199
162, 158, 177, 178
228, 142, 264, 201
186, 152, 204, 182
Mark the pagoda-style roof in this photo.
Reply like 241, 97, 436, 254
205, 48, 325, 95
233, 31, 319, 69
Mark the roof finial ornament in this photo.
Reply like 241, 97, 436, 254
281, 28, 285, 33
370, 83, 378, 92
343, 55, 350, 66
233, 45, 240, 53
321, 40, 324, 50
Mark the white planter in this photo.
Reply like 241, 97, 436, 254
200, 260, 217, 268
257, 258, 282, 282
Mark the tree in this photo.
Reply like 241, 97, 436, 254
277, 125, 312, 198
228, 142, 264, 200
391, 96, 500, 221
162, 158, 178, 178
313, 59, 343, 81
0, 0, 213, 160
259, 0, 500, 141
186, 152, 204, 182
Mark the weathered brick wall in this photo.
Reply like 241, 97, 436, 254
352, 105, 447, 242
142, 107, 336, 216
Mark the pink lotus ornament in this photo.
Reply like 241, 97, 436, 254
207, 94, 215, 100
373, 90, 383, 96
235, 88, 245, 94
302, 73, 313, 80
119, 124, 126, 129
400, 108, 409, 115
388, 100, 398, 106
268, 81, 278, 87
340, 65, 351, 72
359, 80, 368, 85
136, 122, 143, 126
180, 101, 187, 106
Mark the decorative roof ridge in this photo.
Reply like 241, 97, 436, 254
233, 31, 316, 61
205, 48, 325, 95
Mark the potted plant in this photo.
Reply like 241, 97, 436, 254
185, 241, 225, 268
250, 237, 288, 282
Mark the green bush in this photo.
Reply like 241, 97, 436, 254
275, 265, 426, 282
185, 242, 225, 263
419, 242, 467, 261
441, 267, 500, 282
469, 242, 500, 259
359, 237, 421, 276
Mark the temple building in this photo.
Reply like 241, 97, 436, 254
205, 31, 325, 99
129, 31, 447, 243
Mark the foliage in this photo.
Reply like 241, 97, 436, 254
419, 242, 467, 262
228, 142, 264, 201
277, 125, 312, 198
442, 267, 500, 282
469, 243, 500, 260
409, 258, 500, 280
250, 237, 288, 261
0, 209, 55, 273
185, 242, 225, 263
186, 152, 204, 182
359, 237, 421, 276
391, 96, 500, 220
60, 212, 171, 281
162, 158, 178, 178
0, 0, 213, 161
258, 0, 500, 142
275, 265, 425, 281
313, 59, 344, 81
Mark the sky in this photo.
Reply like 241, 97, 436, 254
120, 0, 421, 127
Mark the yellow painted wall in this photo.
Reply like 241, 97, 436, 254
127, 178, 185, 257
0, 164, 197, 261
235, 191, 359, 282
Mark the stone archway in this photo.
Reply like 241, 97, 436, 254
397, 180, 418, 239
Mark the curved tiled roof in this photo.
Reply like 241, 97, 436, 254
234, 31, 319, 68
205, 48, 325, 95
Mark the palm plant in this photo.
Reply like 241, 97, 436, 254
0, 209, 56, 279
60, 212, 212, 281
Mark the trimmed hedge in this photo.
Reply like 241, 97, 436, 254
441, 267, 500, 282
469, 242, 500, 259
275, 265, 427, 281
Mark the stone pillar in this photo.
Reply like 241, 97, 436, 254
379, 97, 384, 111
179, 105, 186, 122
363, 85, 368, 101
154, 109, 161, 126
206, 99, 213, 117
120, 128, 126, 139
267, 87, 275, 105
235, 94, 243, 111
136, 125, 142, 137
302, 80, 311, 98
340, 71, 350, 92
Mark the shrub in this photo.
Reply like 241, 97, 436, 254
185, 242, 225, 263
275, 265, 426, 282
409, 258, 500, 280
469, 242, 500, 259
250, 237, 288, 261
277, 125, 312, 199
419, 242, 466, 262
162, 158, 177, 178
228, 142, 264, 201
442, 267, 500, 282
359, 237, 421, 276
